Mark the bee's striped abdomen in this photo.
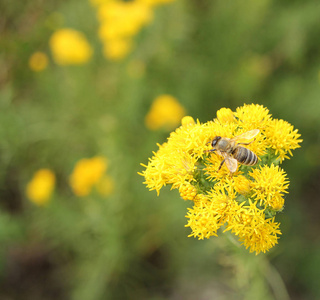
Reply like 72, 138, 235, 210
233, 147, 258, 166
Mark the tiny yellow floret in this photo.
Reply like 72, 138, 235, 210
216, 107, 235, 123
233, 175, 252, 195
181, 116, 195, 127
179, 183, 197, 201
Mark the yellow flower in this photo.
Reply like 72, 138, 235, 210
29, 52, 49, 72
226, 200, 281, 254
145, 95, 186, 130
249, 164, 289, 210
181, 116, 196, 127
234, 103, 271, 131
264, 118, 303, 162
26, 169, 55, 206
185, 185, 239, 240
137, 0, 175, 7
179, 182, 197, 201
98, 2, 152, 38
70, 156, 107, 196
49, 29, 93, 65
232, 175, 252, 195
140, 104, 302, 254
216, 107, 235, 123
96, 1, 152, 60
102, 38, 133, 61
140, 142, 198, 195
185, 200, 221, 240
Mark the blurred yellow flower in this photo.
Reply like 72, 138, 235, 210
140, 103, 302, 254
102, 38, 133, 61
98, 2, 152, 39
145, 95, 186, 130
94, 0, 154, 60
29, 51, 49, 72
70, 156, 107, 196
26, 169, 55, 206
137, 0, 175, 7
49, 28, 93, 65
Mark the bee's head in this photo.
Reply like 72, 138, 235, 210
211, 136, 221, 148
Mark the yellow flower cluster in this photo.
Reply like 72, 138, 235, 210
26, 156, 114, 206
26, 169, 56, 206
145, 94, 186, 130
49, 28, 93, 65
69, 156, 114, 197
140, 104, 302, 254
91, 0, 175, 60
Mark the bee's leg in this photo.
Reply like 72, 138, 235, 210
204, 149, 216, 153
217, 159, 225, 171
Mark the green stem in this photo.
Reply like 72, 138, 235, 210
260, 256, 290, 300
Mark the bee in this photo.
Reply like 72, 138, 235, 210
207, 129, 260, 173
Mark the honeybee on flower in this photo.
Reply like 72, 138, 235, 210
207, 129, 260, 173
140, 103, 302, 254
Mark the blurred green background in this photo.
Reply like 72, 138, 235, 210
0, 0, 319, 299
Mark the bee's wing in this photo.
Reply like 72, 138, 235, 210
225, 156, 238, 173
232, 129, 260, 142
220, 152, 238, 173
